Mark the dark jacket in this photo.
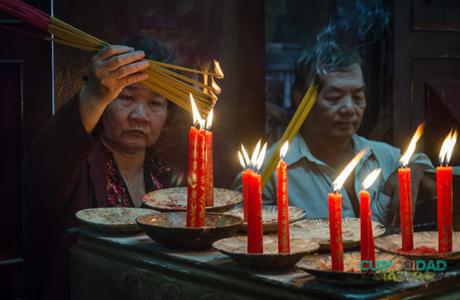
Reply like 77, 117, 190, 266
24, 96, 175, 300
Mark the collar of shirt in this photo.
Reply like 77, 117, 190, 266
283, 133, 374, 171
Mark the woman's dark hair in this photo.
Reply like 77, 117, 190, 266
122, 34, 178, 125
122, 34, 175, 65
292, 44, 363, 95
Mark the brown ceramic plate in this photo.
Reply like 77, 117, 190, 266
297, 251, 407, 285
142, 187, 242, 212
136, 212, 242, 250
375, 231, 460, 261
290, 217, 385, 250
213, 235, 319, 270
75, 207, 158, 233
225, 206, 305, 233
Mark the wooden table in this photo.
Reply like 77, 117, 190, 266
70, 228, 460, 300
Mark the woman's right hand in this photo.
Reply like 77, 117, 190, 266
78, 45, 150, 133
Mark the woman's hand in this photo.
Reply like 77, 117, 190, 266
78, 45, 150, 133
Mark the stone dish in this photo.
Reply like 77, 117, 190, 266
143, 187, 242, 212
225, 206, 305, 233
297, 251, 406, 285
75, 207, 158, 233
213, 235, 319, 270
290, 217, 385, 250
375, 231, 460, 261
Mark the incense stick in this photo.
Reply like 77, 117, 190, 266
0, 1, 220, 117
261, 84, 318, 188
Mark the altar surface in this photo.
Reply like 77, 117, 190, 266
70, 227, 460, 300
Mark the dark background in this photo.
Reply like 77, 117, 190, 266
1, 0, 460, 299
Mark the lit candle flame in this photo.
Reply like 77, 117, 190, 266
439, 129, 458, 165
362, 168, 381, 191
211, 76, 221, 95
213, 60, 224, 79
400, 123, 424, 167
189, 93, 204, 127
239, 140, 267, 171
241, 144, 251, 167
238, 150, 246, 169
256, 142, 268, 171
205, 109, 214, 130
333, 148, 368, 192
250, 140, 262, 166
280, 141, 289, 159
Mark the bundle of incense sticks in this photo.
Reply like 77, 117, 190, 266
0, 0, 222, 117
261, 83, 318, 188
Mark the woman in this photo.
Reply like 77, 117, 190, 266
24, 36, 178, 300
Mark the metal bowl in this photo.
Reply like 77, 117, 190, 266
136, 212, 242, 250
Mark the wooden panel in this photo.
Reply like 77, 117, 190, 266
410, 58, 460, 157
0, 60, 24, 300
55, 0, 265, 188
392, 0, 460, 146
0, 1, 52, 299
412, 0, 460, 31
425, 81, 460, 166
0, 61, 23, 261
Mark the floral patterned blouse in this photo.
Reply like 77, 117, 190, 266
103, 146, 177, 207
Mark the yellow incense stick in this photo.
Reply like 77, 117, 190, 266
261, 84, 318, 188
46, 16, 217, 116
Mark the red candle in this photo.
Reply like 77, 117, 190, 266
437, 130, 457, 253
398, 124, 424, 251
328, 192, 344, 272
360, 190, 375, 266
437, 166, 453, 253
205, 130, 214, 207
328, 148, 368, 272
247, 170, 263, 253
277, 141, 290, 254
242, 169, 250, 222
186, 127, 207, 227
398, 167, 413, 250
238, 141, 267, 254
186, 126, 198, 227
186, 95, 207, 228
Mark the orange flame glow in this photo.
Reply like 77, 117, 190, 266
400, 123, 424, 167
439, 129, 458, 165
189, 93, 204, 127
333, 148, 368, 192
280, 141, 289, 159
362, 168, 381, 190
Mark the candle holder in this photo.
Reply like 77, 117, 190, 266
290, 217, 385, 250
136, 212, 242, 250
142, 187, 241, 212
213, 235, 319, 270
225, 206, 305, 233
375, 231, 460, 261
75, 207, 159, 234
297, 251, 407, 285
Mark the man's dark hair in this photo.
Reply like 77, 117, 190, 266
292, 44, 363, 94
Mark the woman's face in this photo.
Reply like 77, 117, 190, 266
102, 83, 167, 153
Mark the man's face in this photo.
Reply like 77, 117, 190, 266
103, 83, 167, 153
303, 64, 366, 142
